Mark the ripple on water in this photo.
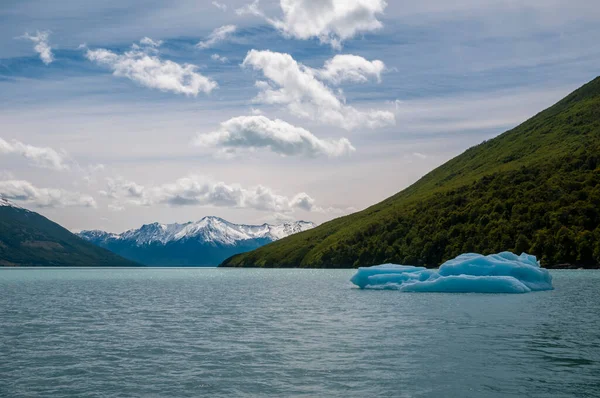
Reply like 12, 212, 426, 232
0, 268, 599, 397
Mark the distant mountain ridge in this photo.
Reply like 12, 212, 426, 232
78, 217, 315, 266
0, 198, 139, 267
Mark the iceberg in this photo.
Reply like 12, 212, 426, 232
350, 252, 553, 293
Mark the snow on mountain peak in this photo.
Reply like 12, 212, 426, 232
0, 197, 23, 209
79, 218, 316, 246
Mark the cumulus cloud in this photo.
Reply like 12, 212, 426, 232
0, 180, 96, 208
238, 0, 387, 49
102, 175, 332, 213
193, 115, 355, 157
99, 177, 144, 200
212, 1, 227, 11
211, 53, 229, 63
242, 50, 395, 130
85, 39, 217, 96
197, 25, 237, 49
316, 54, 385, 84
0, 137, 70, 171
289, 192, 316, 211
20, 31, 54, 64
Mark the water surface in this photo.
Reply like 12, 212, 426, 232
1, 268, 599, 397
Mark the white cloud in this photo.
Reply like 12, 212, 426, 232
194, 115, 355, 158
20, 31, 54, 64
242, 49, 395, 130
316, 54, 385, 84
212, 1, 227, 11
289, 193, 356, 214
0, 137, 70, 171
0, 180, 96, 208
211, 53, 229, 63
102, 175, 327, 213
139, 37, 162, 48
85, 39, 217, 96
100, 177, 145, 199
197, 25, 237, 49
236, 0, 262, 16
289, 192, 316, 211
238, 0, 387, 49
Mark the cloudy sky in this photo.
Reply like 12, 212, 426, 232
1, 0, 599, 232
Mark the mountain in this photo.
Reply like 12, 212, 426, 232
0, 198, 140, 267
221, 76, 600, 269
78, 217, 315, 266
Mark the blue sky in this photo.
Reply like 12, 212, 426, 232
1, 0, 599, 232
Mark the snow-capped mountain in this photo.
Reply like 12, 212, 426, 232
0, 197, 23, 209
79, 217, 315, 246
78, 217, 315, 267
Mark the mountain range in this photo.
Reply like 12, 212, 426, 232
4, 77, 600, 269
78, 218, 315, 266
221, 76, 600, 268
0, 198, 139, 267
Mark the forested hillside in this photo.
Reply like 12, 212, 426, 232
222, 76, 600, 268
0, 200, 140, 267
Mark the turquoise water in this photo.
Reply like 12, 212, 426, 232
1, 269, 599, 397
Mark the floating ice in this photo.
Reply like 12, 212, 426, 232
350, 252, 553, 293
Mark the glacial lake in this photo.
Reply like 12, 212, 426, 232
1, 268, 599, 397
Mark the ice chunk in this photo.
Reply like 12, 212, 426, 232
350, 252, 553, 293
350, 264, 427, 289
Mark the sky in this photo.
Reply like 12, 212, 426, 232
1, 0, 599, 233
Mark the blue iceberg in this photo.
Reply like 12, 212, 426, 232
350, 252, 553, 293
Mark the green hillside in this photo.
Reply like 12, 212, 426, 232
0, 202, 140, 267
221, 76, 600, 269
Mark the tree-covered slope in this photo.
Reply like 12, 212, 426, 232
0, 202, 140, 267
221, 76, 600, 269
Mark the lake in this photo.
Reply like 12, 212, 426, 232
1, 268, 599, 397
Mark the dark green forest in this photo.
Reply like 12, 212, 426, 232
0, 205, 139, 267
221, 76, 600, 269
